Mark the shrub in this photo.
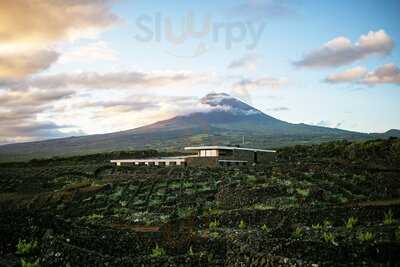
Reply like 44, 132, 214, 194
357, 231, 374, 242
177, 207, 195, 218
239, 220, 247, 230
296, 188, 310, 198
396, 226, 400, 241
16, 240, 38, 255
253, 203, 274, 210
322, 232, 335, 244
292, 227, 304, 239
159, 215, 170, 224
346, 216, 358, 229
245, 175, 257, 184
312, 223, 323, 230
21, 259, 40, 267
323, 219, 332, 229
209, 220, 220, 229
384, 210, 397, 225
261, 224, 271, 234
188, 246, 194, 256
208, 231, 221, 239
151, 244, 166, 257
183, 181, 193, 188
206, 208, 222, 216
86, 213, 104, 223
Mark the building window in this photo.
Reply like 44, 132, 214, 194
207, 150, 218, 157
219, 150, 233, 157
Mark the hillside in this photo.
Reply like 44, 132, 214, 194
1, 139, 400, 266
0, 93, 398, 162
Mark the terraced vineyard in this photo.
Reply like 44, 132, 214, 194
1, 139, 400, 266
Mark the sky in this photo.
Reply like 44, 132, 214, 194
0, 0, 399, 144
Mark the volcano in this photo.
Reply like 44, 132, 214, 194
0, 93, 397, 161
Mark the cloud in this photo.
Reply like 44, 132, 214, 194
79, 99, 160, 113
314, 120, 345, 129
229, 0, 297, 20
79, 95, 200, 115
0, 68, 214, 143
0, 0, 118, 47
315, 120, 331, 127
233, 77, 288, 91
265, 107, 289, 112
0, 120, 81, 144
0, 50, 59, 79
60, 41, 119, 63
4, 71, 211, 90
324, 64, 400, 86
1, 121, 70, 137
361, 64, 400, 85
325, 66, 367, 83
232, 76, 288, 103
0, 1, 118, 80
294, 30, 394, 68
228, 54, 260, 71
0, 88, 78, 143
0, 88, 74, 107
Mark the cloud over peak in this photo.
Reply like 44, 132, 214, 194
294, 30, 394, 68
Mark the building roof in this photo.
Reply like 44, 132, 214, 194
110, 156, 195, 163
184, 146, 276, 153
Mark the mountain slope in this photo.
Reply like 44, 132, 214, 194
0, 93, 397, 162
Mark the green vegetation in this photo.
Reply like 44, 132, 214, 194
209, 220, 220, 229
357, 231, 374, 242
21, 259, 40, 267
16, 240, 38, 255
292, 227, 304, 239
312, 223, 323, 230
188, 246, 194, 256
322, 232, 336, 244
346, 217, 358, 229
238, 220, 247, 230
208, 231, 221, 239
323, 220, 332, 229
396, 227, 400, 241
384, 210, 397, 225
85, 213, 104, 224
261, 224, 271, 234
296, 188, 310, 198
151, 244, 166, 257
16, 240, 40, 267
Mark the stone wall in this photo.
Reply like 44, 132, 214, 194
257, 151, 276, 164
186, 157, 219, 167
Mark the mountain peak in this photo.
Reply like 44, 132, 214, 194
201, 93, 234, 106
201, 92, 260, 115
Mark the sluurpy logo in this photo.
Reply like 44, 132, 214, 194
133, 12, 266, 58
